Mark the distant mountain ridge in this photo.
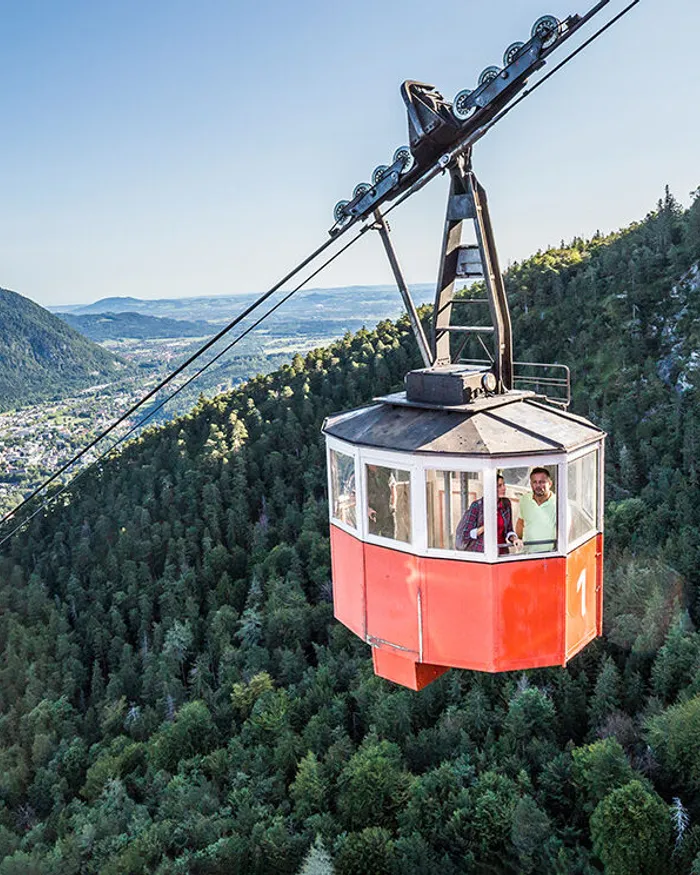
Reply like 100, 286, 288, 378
57, 311, 217, 341
52, 285, 437, 348
50, 284, 436, 322
0, 287, 128, 411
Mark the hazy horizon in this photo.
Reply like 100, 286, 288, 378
2, 0, 698, 308
40, 281, 435, 313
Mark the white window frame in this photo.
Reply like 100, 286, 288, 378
566, 441, 603, 552
359, 446, 420, 553
325, 438, 360, 538
325, 435, 605, 561
490, 454, 566, 560
424, 466, 493, 559
421, 459, 492, 562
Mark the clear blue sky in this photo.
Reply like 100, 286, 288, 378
1, 0, 698, 307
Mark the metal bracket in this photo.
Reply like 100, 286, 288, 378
372, 209, 433, 368
432, 160, 513, 391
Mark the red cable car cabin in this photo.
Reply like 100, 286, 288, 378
323, 393, 605, 690
321, 139, 607, 691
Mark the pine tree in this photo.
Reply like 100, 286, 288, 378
297, 835, 335, 875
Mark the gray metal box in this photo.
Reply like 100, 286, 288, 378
456, 245, 484, 278
405, 366, 488, 405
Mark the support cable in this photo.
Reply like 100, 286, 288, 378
467, 0, 641, 150
0, 222, 369, 532
0, 223, 371, 544
376, 0, 641, 222
0, 0, 639, 542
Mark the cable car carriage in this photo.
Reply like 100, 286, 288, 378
323, 157, 605, 690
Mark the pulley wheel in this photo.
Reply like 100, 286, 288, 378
333, 200, 350, 225
503, 41, 524, 66
393, 146, 415, 174
478, 66, 501, 87
372, 165, 390, 185
531, 15, 559, 46
452, 89, 475, 121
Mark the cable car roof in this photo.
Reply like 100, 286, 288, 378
323, 392, 604, 457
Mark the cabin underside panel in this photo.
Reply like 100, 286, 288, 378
330, 524, 603, 688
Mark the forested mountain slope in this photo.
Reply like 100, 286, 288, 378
0, 189, 700, 873
506, 187, 700, 584
57, 311, 217, 341
0, 288, 128, 411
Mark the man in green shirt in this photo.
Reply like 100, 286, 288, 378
515, 467, 557, 553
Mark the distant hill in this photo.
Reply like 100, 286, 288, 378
0, 287, 129, 411
58, 311, 217, 341
53, 295, 147, 314
50, 284, 436, 323
59, 309, 385, 344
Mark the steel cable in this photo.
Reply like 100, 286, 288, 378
0, 0, 639, 544
0, 224, 372, 546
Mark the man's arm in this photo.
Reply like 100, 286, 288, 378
515, 518, 524, 539
456, 500, 481, 549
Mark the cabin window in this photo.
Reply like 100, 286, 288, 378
329, 449, 356, 529
426, 470, 483, 551
366, 464, 412, 543
568, 449, 598, 544
504, 465, 558, 553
